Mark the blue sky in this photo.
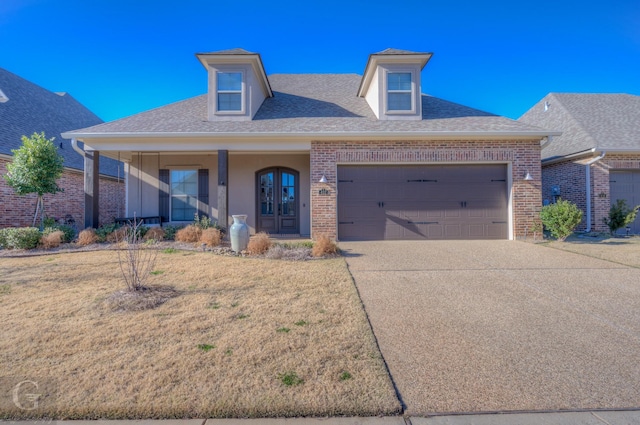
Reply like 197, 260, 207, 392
1, 0, 639, 122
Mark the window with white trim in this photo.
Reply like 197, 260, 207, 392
170, 170, 198, 221
387, 72, 413, 111
217, 72, 243, 111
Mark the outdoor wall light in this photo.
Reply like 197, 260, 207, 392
319, 175, 328, 183
523, 172, 534, 181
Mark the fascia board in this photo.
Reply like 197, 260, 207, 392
63, 130, 561, 143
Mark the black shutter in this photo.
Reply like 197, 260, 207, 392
159, 169, 170, 223
198, 169, 209, 218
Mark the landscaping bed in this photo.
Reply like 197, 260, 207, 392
0, 249, 401, 419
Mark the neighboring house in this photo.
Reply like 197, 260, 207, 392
0, 67, 125, 228
519, 93, 640, 234
63, 48, 556, 240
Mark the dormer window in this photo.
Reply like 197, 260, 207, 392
217, 71, 243, 112
387, 72, 413, 111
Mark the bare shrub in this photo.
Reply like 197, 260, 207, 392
200, 228, 222, 247
144, 227, 165, 241
40, 230, 63, 249
77, 228, 98, 246
175, 225, 202, 243
116, 219, 158, 292
107, 226, 130, 243
312, 235, 339, 257
247, 232, 271, 255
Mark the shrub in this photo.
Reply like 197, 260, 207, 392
200, 228, 222, 247
144, 227, 165, 241
312, 235, 339, 257
247, 232, 271, 255
162, 224, 184, 241
603, 199, 640, 235
96, 223, 120, 242
0, 229, 8, 249
53, 224, 76, 243
107, 226, 130, 243
539, 199, 583, 241
43, 216, 57, 228
3, 227, 41, 249
40, 230, 63, 249
175, 225, 202, 243
77, 228, 98, 246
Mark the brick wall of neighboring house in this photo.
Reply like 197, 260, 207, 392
0, 156, 125, 229
542, 153, 640, 232
310, 139, 542, 240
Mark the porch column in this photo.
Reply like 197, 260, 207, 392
218, 150, 229, 232
84, 150, 100, 229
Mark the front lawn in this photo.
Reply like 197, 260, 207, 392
0, 250, 400, 419
544, 235, 640, 268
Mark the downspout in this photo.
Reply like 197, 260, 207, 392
70, 138, 85, 157
540, 135, 553, 150
585, 151, 606, 232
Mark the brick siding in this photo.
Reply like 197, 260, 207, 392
542, 153, 640, 232
310, 139, 542, 240
0, 156, 125, 229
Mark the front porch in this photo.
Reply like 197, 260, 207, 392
82, 149, 311, 237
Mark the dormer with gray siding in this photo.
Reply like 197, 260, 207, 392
196, 48, 273, 122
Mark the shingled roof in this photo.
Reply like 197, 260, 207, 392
0, 67, 122, 177
519, 93, 640, 161
65, 74, 550, 138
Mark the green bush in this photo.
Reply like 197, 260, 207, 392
43, 224, 75, 242
603, 199, 640, 235
96, 223, 120, 242
539, 199, 583, 241
0, 229, 7, 249
2, 227, 42, 249
162, 224, 184, 241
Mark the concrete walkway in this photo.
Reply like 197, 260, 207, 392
19, 410, 637, 424
341, 240, 640, 416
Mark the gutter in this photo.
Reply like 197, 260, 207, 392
540, 135, 553, 150
61, 130, 562, 141
585, 151, 606, 232
70, 138, 85, 156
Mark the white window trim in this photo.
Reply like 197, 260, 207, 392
384, 69, 417, 115
169, 169, 199, 222
215, 70, 245, 115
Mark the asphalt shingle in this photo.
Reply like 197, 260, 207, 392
519, 93, 640, 160
66, 74, 549, 137
0, 67, 122, 177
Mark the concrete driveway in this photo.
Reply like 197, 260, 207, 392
341, 240, 640, 416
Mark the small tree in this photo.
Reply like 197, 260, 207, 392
604, 199, 640, 235
116, 217, 158, 292
539, 199, 583, 241
3, 132, 64, 228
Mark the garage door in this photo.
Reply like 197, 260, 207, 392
610, 170, 640, 235
337, 164, 508, 240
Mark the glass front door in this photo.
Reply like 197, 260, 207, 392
257, 168, 299, 234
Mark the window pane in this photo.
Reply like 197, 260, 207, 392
217, 72, 242, 91
388, 72, 412, 91
388, 92, 412, 111
218, 93, 242, 111
171, 170, 198, 221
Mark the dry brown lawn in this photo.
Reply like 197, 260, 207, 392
0, 249, 400, 419
544, 235, 640, 268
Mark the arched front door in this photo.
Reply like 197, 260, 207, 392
256, 168, 299, 234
